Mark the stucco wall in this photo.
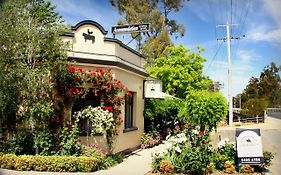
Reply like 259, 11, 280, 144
112, 68, 145, 153
73, 64, 144, 153
61, 20, 147, 154
62, 23, 145, 69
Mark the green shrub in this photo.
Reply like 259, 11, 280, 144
263, 151, 274, 168
144, 98, 184, 138
166, 145, 211, 175
151, 153, 163, 173
158, 130, 212, 175
98, 154, 124, 170
82, 145, 105, 158
140, 132, 161, 149
241, 98, 268, 117
59, 123, 82, 156
34, 130, 57, 155
0, 154, 101, 172
179, 90, 227, 131
5, 129, 34, 155
211, 143, 236, 170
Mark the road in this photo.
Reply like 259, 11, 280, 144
211, 112, 281, 175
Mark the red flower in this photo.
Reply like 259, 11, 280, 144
78, 67, 83, 73
69, 67, 75, 73
106, 67, 111, 71
104, 106, 113, 112
100, 69, 105, 76
128, 92, 132, 97
199, 131, 205, 135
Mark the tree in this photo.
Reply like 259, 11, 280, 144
241, 62, 281, 107
241, 77, 259, 103
208, 81, 223, 92
240, 98, 268, 117
147, 45, 212, 98
0, 0, 67, 134
110, 0, 188, 65
259, 62, 281, 107
179, 90, 227, 132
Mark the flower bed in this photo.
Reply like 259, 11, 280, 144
151, 129, 274, 175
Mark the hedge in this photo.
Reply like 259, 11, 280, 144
0, 154, 101, 172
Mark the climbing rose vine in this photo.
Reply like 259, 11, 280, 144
54, 64, 130, 153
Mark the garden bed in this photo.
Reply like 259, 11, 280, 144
145, 171, 263, 175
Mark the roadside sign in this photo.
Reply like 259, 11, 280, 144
236, 128, 263, 165
112, 23, 150, 34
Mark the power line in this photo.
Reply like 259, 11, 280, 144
207, 0, 219, 55
204, 41, 224, 75
230, 0, 233, 36
232, 0, 251, 63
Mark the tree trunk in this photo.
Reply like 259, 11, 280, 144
63, 102, 74, 128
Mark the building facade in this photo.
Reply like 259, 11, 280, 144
62, 20, 148, 153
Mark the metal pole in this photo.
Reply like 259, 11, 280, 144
226, 22, 233, 127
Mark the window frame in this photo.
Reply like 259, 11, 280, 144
123, 91, 138, 132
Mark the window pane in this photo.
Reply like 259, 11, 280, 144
125, 92, 134, 129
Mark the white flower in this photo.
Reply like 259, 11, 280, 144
217, 138, 230, 148
175, 146, 181, 153
73, 106, 114, 135
192, 129, 199, 135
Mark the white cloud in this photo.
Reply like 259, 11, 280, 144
51, 0, 119, 30
244, 0, 281, 44
247, 27, 281, 44
186, 0, 281, 44
206, 49, 260, 98
262, 0, 281, 26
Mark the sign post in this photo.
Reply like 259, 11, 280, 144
236, 128, 263, 170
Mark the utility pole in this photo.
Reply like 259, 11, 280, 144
217, 22, 243, 127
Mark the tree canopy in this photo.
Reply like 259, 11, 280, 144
147, 45, 212, 98
0, 0, 67, 132
179, 90, 227, 132
241, 62, 281, 108
110, 0, 188, 65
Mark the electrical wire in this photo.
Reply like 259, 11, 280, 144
232, 0, 251, 62
204, 41, 224, 75
207, 0, 219, 51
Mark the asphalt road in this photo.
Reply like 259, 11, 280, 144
264, 112, 281, 174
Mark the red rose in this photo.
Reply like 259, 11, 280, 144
199, 131, 205, 135
69, 67, 75, 73
104, 106, 113, 112
78, 68, 83, 73
106, 67, 111, 71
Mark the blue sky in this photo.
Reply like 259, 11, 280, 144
51, 0, 281, 98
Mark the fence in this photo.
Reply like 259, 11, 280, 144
232, 108, 264, 123
233, 115, 264, 123
231, 108, 281, 124
267, 108, 281, 113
